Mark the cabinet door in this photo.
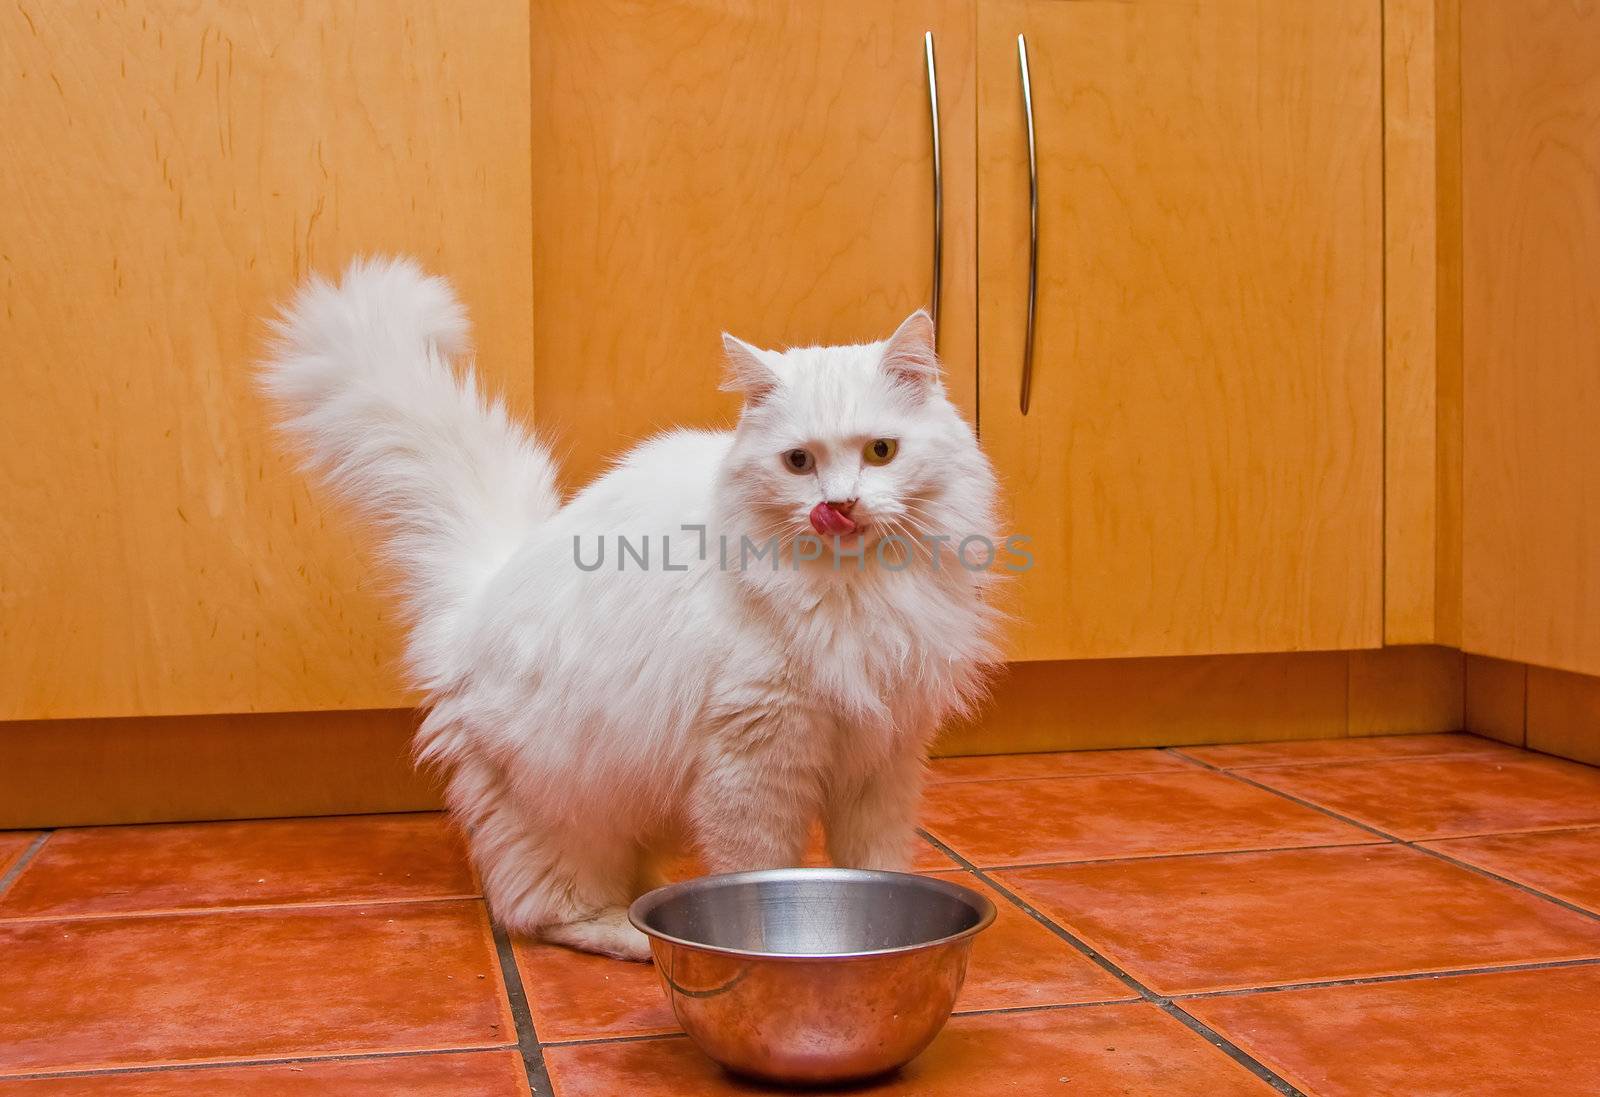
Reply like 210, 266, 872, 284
1462, 0, 1600, 677
532, 0, 976, 490
0, 2, 532, 719
976, 0, 1383, 661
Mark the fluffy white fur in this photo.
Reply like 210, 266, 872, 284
263, 257, 1002, 960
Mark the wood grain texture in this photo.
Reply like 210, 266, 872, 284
1383, 0, 1463, 646
932, 652, 1351, 756
1527, 666, 1600, 767
0, 2, 532, 719
530, 0, 977, 492
1464, 654, 1527, 747
976, 0, 1384, 661
1347, 646, 1463, 737
1461, 0, 1600, 676
0, 710, 438, 829
1433, 0, 1465, 648
1383, 0, 1439, 644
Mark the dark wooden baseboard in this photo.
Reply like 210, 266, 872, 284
1464, 654, 1600, 765
1, 647, 1477, 828
0, 709, 440, 828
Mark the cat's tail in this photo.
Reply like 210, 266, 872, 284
260, 256, 559, 690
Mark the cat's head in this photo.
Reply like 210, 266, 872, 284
717, 311, 998, 564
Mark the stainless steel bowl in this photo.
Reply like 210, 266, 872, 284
628, 867, 995, 1085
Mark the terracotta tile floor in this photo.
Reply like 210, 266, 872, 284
3, 734, 1600, 1095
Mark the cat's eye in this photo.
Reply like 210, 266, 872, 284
863, 438, 898, 466
782, 448, 815, 474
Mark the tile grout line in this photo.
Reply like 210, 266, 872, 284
491, 922, 555, 1097
0, 831, 53, 900
0, 1045, 518, 1084
1162, 743, 1512, 772
0, 892, 487, 926
1420, 822, 1600, 842
956, 839, 1384, 874
929, 749, 1528, 787
1397, 840, 1600, 924
533, 1031, 683, 1051
926, 767, 1183, 785
1177, 751, 1600, 926
1171, 954, 1600, 1002
1169, 736, 1600, 773
1168, 750, 1518, 773
1162, 749, 1404, 841
916, 829, 1306, 1097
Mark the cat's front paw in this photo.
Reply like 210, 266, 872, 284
606, 921, 654, 963
543, 908, 653, 962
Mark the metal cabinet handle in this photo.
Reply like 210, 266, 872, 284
924, 30, 943, 349
1017, 33, 1038, 415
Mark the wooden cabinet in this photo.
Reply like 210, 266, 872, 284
530, 0, 976, 490
974, 0, 1385, 661
1, 0, 1409, 723
1461, 0, 1600, 677
534, 0, 1388, 661
0, 1, 532, 719
1, 0, 971, 720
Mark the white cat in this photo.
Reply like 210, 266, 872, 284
263, 257, 1003, 959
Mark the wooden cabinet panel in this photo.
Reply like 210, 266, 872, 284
531, 0, 976, 491
0, 2, 532, 719
1383, 0, 1463, 649
976, 0, 1383, 661
1461, 0, 1600, 677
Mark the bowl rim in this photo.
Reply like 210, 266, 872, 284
626, 866, 998, 961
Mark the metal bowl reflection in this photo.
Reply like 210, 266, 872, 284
628, 867, 995, 1085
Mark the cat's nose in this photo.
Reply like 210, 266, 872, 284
825, 499, 857, 515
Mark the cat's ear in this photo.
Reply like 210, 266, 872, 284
720, 333, 781, 403
881, 309, 940, 394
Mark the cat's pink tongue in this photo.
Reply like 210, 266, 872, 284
809, 501, 857, 537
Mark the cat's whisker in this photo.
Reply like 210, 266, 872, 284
880, 515, 933, 567
896, 499, 952, 535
